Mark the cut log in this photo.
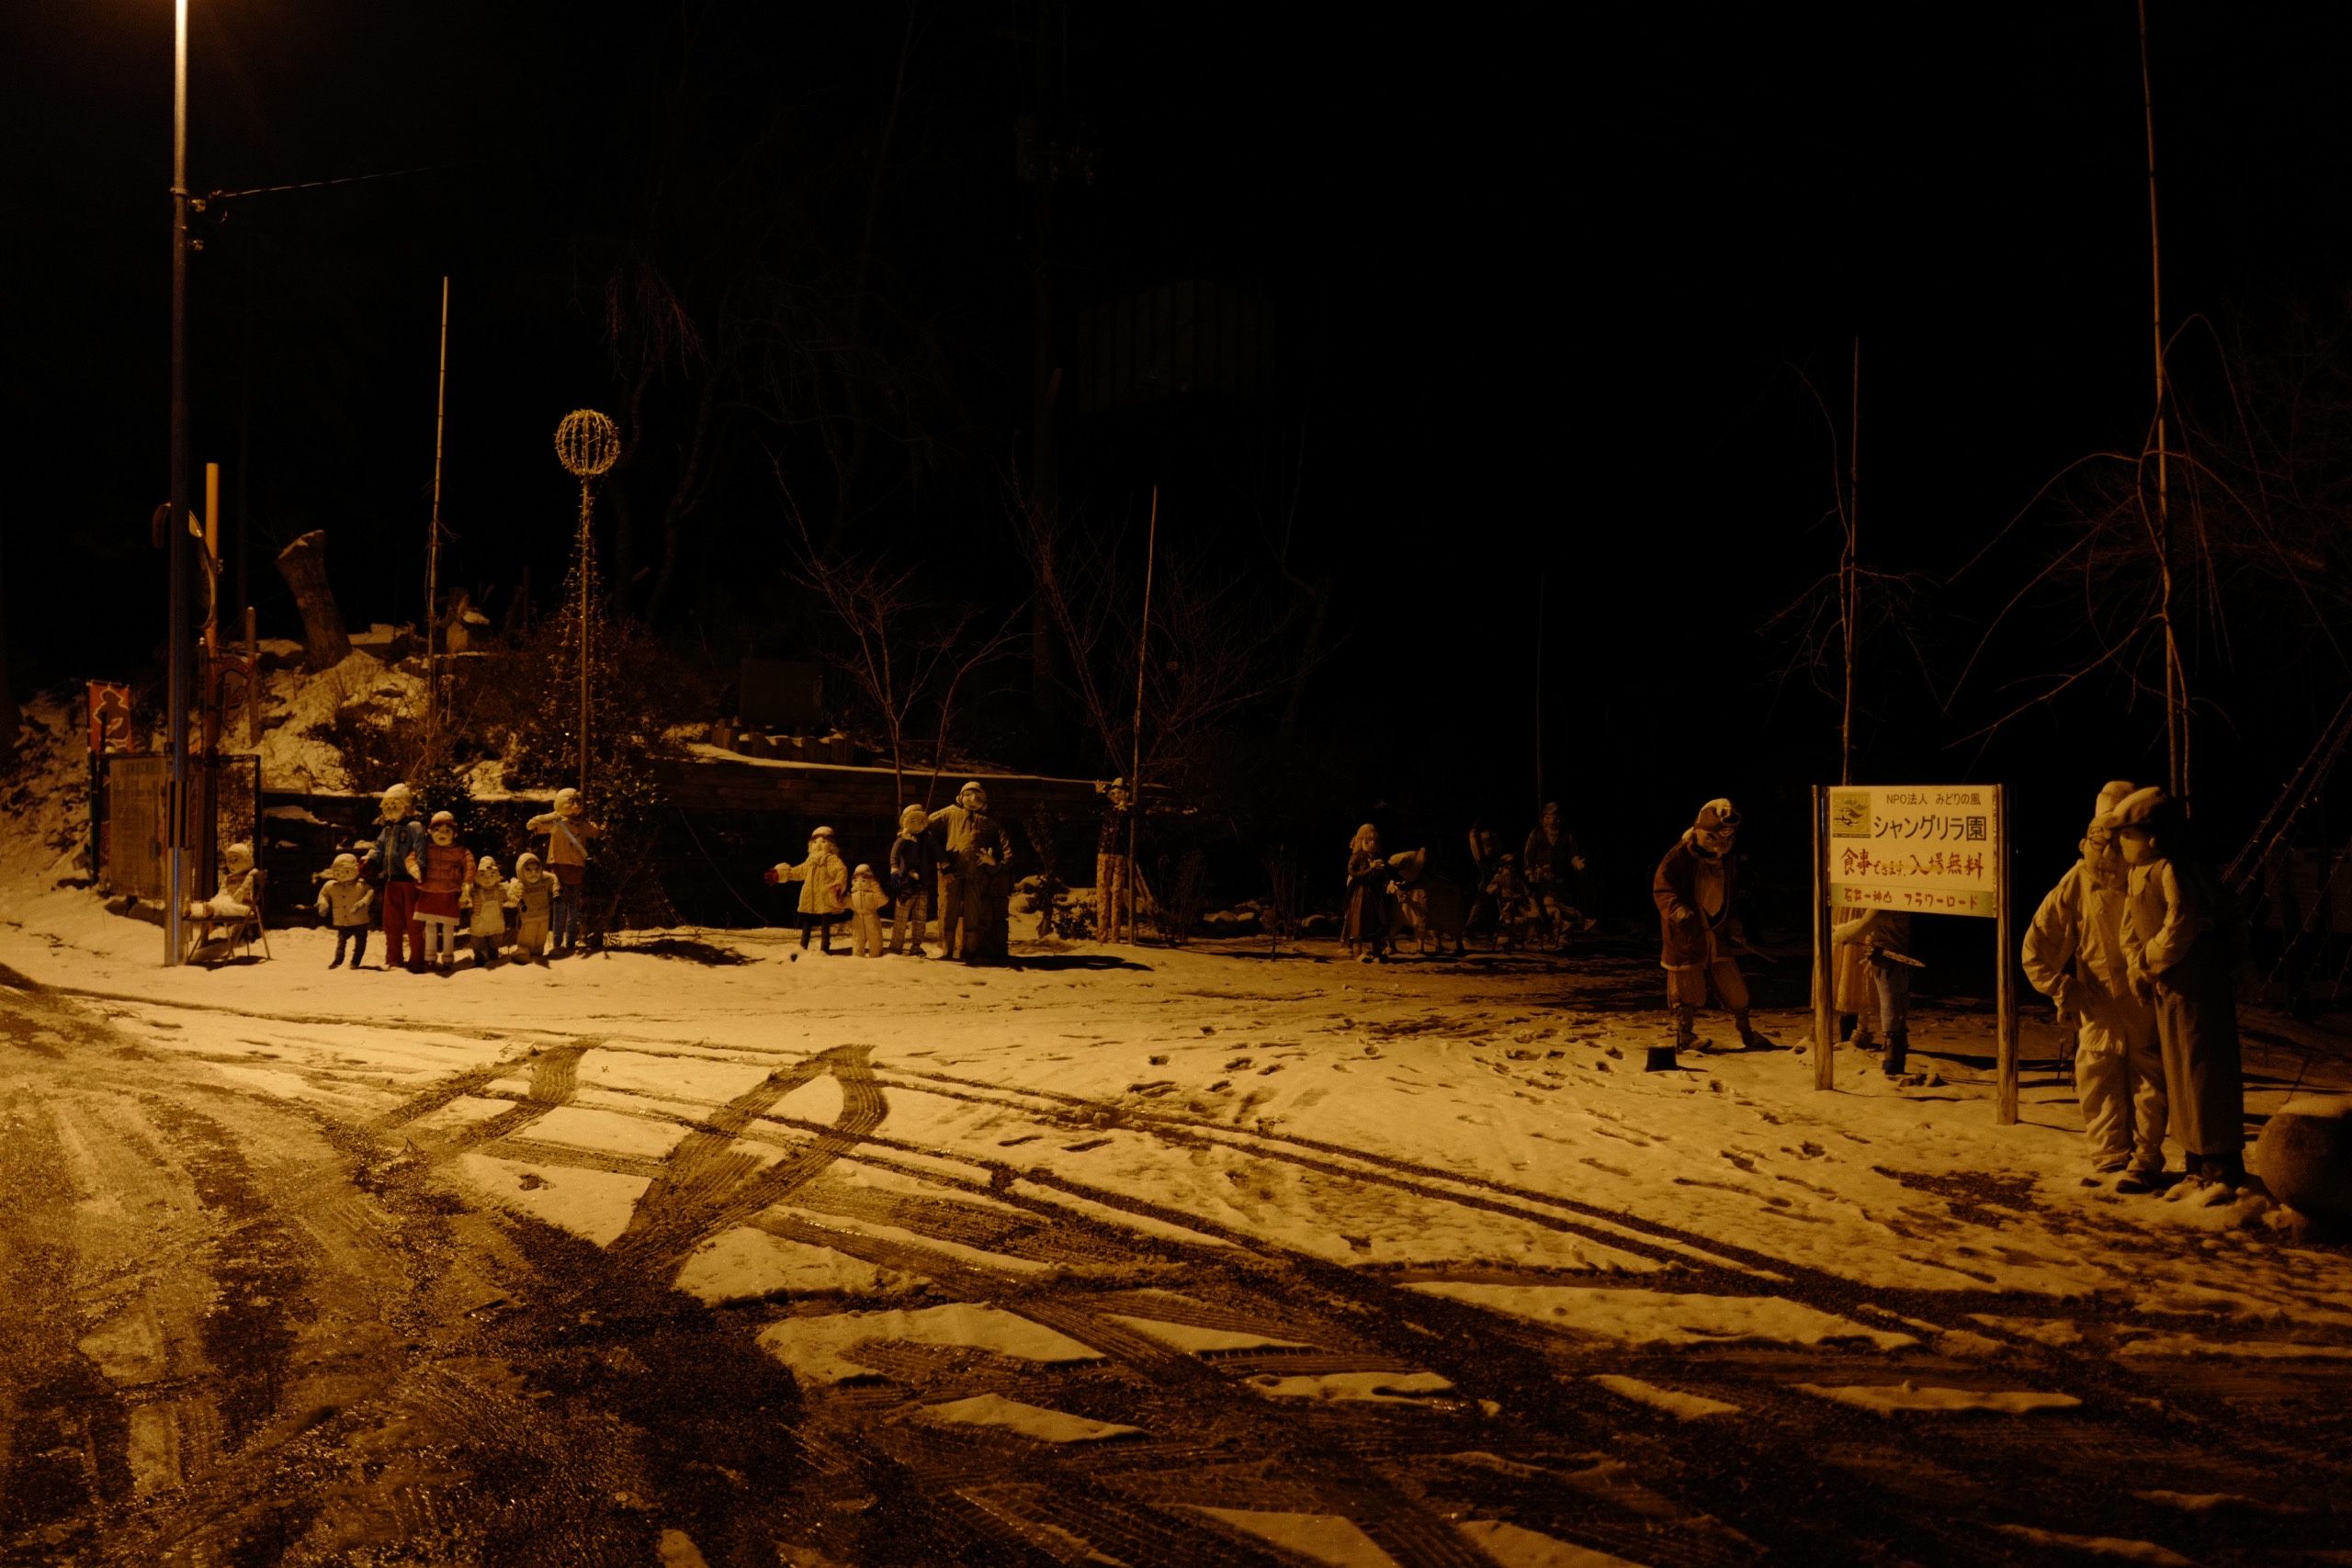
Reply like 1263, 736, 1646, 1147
275, 529, 351, 671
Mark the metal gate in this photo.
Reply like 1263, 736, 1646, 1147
102, 754, 259, 902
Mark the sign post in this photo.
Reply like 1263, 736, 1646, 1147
1815, 784, 2017, 1122
1812, 785, 1836, 1089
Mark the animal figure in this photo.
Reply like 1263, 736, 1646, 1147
1387, 848, 1468, 957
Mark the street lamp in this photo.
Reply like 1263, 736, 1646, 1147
166, 0, 191, 964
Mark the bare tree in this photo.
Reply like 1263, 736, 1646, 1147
1009, 483, 1305, 794
781, 468, 1023, 807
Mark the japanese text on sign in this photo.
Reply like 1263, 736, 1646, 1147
1827, 786, 1999, 919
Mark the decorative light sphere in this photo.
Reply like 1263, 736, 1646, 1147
555, 409, 621, 479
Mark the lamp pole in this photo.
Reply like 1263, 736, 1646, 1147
165, 0, 191, 964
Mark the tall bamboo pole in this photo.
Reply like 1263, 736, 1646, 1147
165, 0, 190, 965
1841, 337, 1859, 787
2138, 0, 2184, 803
1533, 568, 1546, 813
1127, 486, 1158, 942
424, 276, 450, 766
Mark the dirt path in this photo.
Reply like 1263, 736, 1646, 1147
6, 962, 2352, 1566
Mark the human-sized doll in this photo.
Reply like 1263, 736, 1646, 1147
461, 854, 512, 968
316, 852, 375, 969
506, 852, 557, 965
360, 783, 426, 970
186, 842, 258, 952
765, 826, 850, 954
525, 786, 605, 955
848, 863, 888, 957
408, 810, 470, 974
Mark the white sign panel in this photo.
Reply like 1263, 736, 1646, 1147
1827, 785, 1998, 919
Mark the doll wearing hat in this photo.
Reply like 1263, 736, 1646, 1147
847, 863, 888, 957
1651, 798, 1770, 1055
360, 783, 426, 969
506, 852, 558, 964
2113, 786, 2246, 1192
316, 852, 376, 969
526, 786, 605, 955
765, 826, 850, 953
2021, 781, 2166, 1188
185, 842, 259, 953
408, 809, 471, 974
462, 854, 513, 968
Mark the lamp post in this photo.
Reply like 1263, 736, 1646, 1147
165, 0, 191, 964
554, 410, 619, 792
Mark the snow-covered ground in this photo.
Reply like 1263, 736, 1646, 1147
6, 697, 2351, 1563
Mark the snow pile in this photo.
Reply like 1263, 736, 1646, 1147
0, 700, 95, 880
255, 649, 424, 794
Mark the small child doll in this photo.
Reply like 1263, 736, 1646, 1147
1485, 852, 1539, 952
407, 809, 470, 974
506, 852, 557, 964
888, 805, 935, 956
315, 852, 375, 969
848, 863, 888, 957
765, 826, 850, 954
462, 855, 511, 968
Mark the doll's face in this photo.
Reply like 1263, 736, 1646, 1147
332, 858, 358, 882
1108, 784, 1129, 809
2117, 827, 2153, 865
519, 862, 544, 884
432, 824, 456, 846
477, 863, 501, 884
559, 795, 582, 818
1692, 826, 1733, 858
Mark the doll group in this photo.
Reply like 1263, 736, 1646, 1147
315, 781, 603, 974
759, 781, 1015, 964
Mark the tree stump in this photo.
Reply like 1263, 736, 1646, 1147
275, 529, 351, 672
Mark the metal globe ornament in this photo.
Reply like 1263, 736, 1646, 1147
555, 409, 621, 479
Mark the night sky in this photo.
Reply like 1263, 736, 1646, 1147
9, 2, 2352, 912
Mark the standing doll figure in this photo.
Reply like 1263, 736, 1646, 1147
931, 783, 1012, 964
1832, 907, 1916, 1073
2114, 787, 2246, 1192
888, 806, 936, 956
767, 826, 850, 953
1524, 801, 1594, 947
526, 787, 605, 956
361, 784, 425, 971
1344, 823, 1396, 963
316, 852, 375, 969
1096, 777, 1136, 942
1485, 852, 1537, 951
408, 810, 470, 974
848, 864, 888, 957
507, 852, 557, 965
2023, 781, 2165, 1190
462, 855, 511, 968
1464, 825, 1504, 948
1652, 798, 1770, 1055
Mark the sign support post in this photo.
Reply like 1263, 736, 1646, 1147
1812, 784, 1836, 1089
1996, 784, 2018, 1125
